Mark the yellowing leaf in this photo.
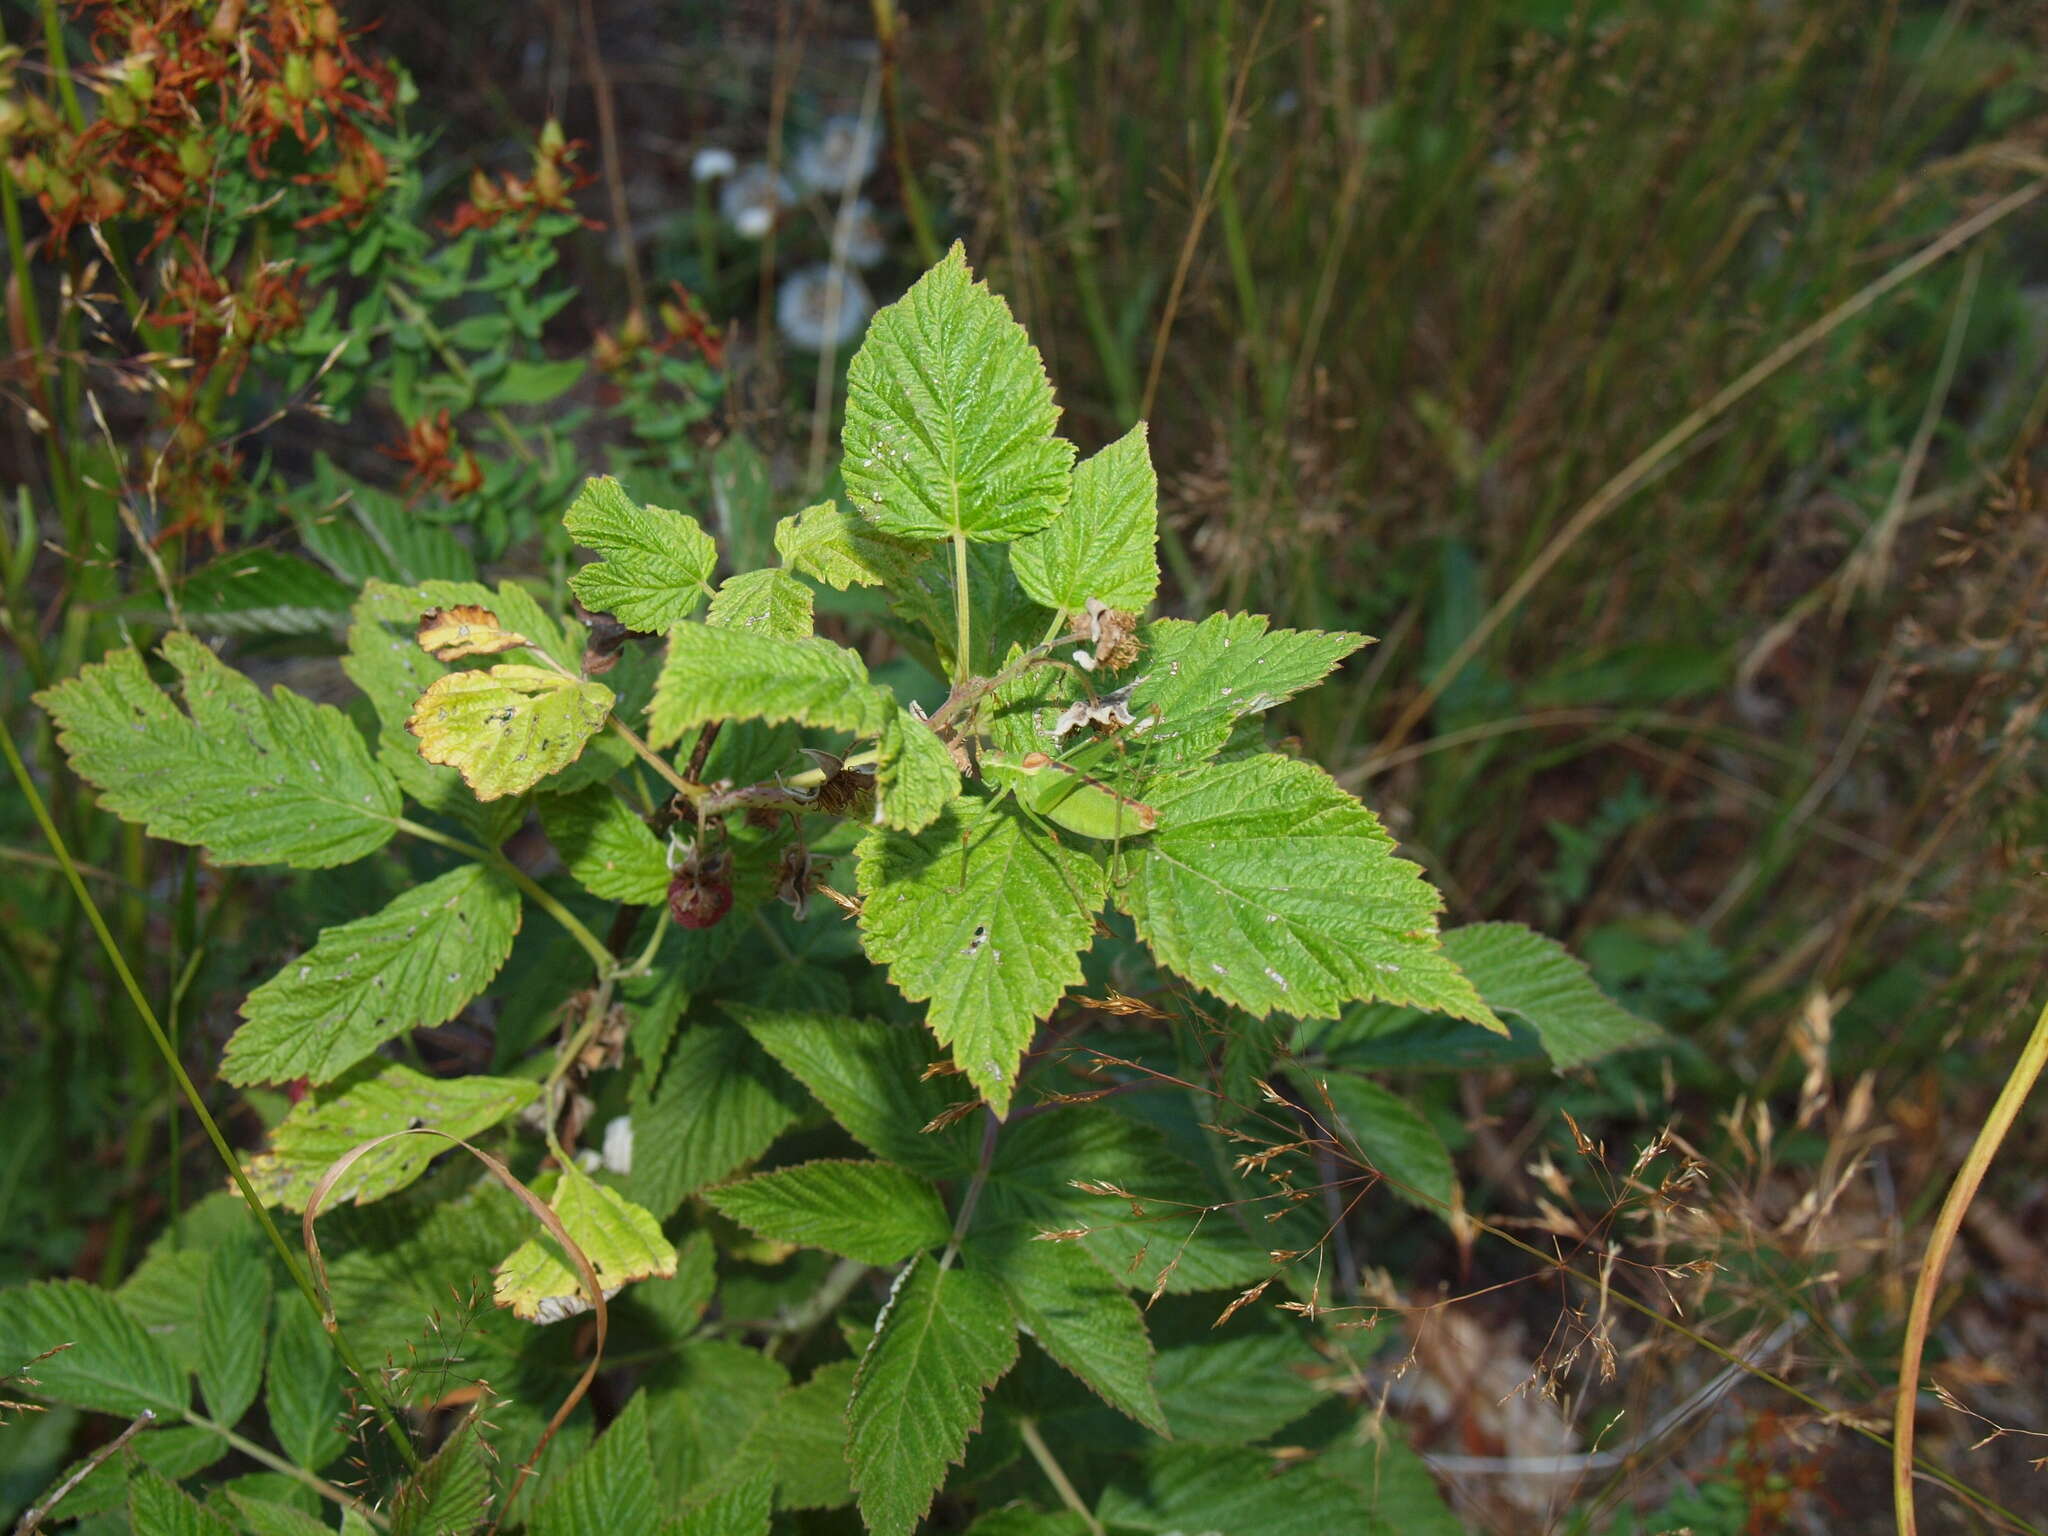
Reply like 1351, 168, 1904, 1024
415, 603, 532, 660
494, 1165, 678, 1323
407, 665, 615, 801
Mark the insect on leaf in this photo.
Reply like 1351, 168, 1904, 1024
408, 664, 615, 801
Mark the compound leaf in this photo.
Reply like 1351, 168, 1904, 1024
408, 664, 615, 802
388, 1410, 490, 1536
197, 1242, 269, 1426
35, 633, 400, 868
847, 1255, 1018, 1536
1011, 423, 1159, 615
222, 864, 522, 1086
495, 1164, 678, 1323
1121, 613, 1369, 769
564, 476, 718, 631
626, 1020, 806, 1218
763, 1359, 860, 1510
1114, 755, 1500, 1029
967, 1228, 1165, 1433
707, 1161, 949, 1266
531, 1391, 659, 1536
707, 568, 816, 641
774, 501, 926, 590
857, 799, 1105, 1114
0, 1280, 186, 1416
538, 785, 670, 906
1440, 921, 1658, 1068
266, 1292, 348, 1472
244, 1063, 539, 1210
128, 1469, 237, 1536
648, 626, 881, 749
735, 1010, 979, 1178
842, 242, 1074, 542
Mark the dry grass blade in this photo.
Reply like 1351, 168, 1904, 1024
1368, 177, 2048, 774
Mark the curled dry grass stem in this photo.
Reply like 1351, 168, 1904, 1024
1893, 994, 2048, 1536
303, 1128, 611, 1529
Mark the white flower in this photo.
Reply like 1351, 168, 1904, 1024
601, 1115, 634, 1177
777, 265, 874, 352
831, 198, 887, 270
691, 146, 738, 182
720, 162, 794, 239
794, 114, 880, 195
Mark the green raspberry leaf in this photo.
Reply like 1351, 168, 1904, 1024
708, 567, 816, 640
708, 1160, 950, 1266
966, 1227, 1166, 1433
34, 633, 400, 868
1011, 422, 1160, 615
1308, 1070, 1459, 1216
846, 1254, 1018, 1536
1440, 921, 1659, 1068
196, 1241, 269, 1425
564, 475, 718, 631
538, 784, 669, 905
735, 1009, 979, 1178
774, 501, 927, 590
649, 625, 957, 833
530, 1391, 660, 1536
0, 1279, 187, 1416
843, 242, 1075, 542
1119, 613, 1370, 769
408, 664, 615, 802
857, 799, 1106, 1114
222, 865, 522, 1086
495, 1164, 679, 1324
244, 1062, 540, 1210
649, 626, 882, 747
1114, 755, 1501, 1029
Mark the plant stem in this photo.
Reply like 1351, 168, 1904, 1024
950, 531, 973, 685
609, 715, 707, 802
183, 1410, 388, 1529
1, 724, 420, 1473
393, 816, 617, 975
938, 1108, 1000, 1269
1893, 993, 2048, 1536
13, 1409, 154, 1535
870, 0, 940, 267
1017, 1417, 1105, 1536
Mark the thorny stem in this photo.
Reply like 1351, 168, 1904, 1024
950, 531, 973, 686
1017, 1418, 1106, 1536
1, 724, 421, 1474
1893, 993, 2048, 1536
938, 1109, 1001, 1269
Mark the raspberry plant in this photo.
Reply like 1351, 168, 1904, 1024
5, 246, 1653, 1534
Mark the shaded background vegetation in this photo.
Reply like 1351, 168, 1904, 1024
5, 0, 2048, 1530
